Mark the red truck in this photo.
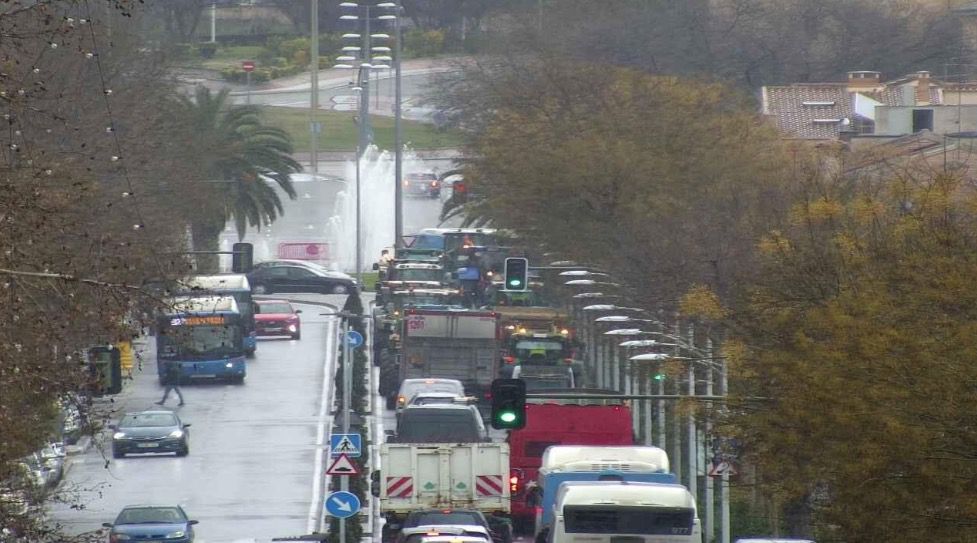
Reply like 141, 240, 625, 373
506, 399, 634, 533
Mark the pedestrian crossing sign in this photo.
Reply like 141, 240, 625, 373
330, 433, 362, 458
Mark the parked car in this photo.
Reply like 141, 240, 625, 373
254, 299, 302, 339
248, 260, 357, 295
103, 504, 198, 543
111, 410, 190, 458
403, 172, 441, 198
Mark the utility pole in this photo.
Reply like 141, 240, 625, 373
310, 0, 320, 174
210, 3, 217, 43
340, 315, 353, 543
358, 6, 372, 154
393, 5, 403, 248
704, 337, 715, 543
720, 354, 731, 543
686, 324, 698, 503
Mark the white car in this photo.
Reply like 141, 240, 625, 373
396, 378, 465, 415
408, 391, 468, 407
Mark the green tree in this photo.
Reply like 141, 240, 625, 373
174, 87, 301, 271
438, 59, 789, 308
730, 156, 977, 542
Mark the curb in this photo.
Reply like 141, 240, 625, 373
65, 435, 92, 456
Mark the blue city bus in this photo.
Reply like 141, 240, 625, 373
156, 296, 247, 384
177, 274, 257, 357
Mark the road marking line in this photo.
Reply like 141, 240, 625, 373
308, 313, 337, 533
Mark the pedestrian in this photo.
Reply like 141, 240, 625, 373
156, 361, 184, 406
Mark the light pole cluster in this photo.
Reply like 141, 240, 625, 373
559, 265, 732, 543
335, 1, 402, 275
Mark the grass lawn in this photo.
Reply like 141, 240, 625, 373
196, 45, 266, 71
260, 106, 462, 152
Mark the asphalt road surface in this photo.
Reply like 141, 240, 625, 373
48, 298, 346, 543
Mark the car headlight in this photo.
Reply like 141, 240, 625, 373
169, 430, 184, 438
111, 534, 132, 541
225, 362, 234, 368
288, 324, 297, 332
165, 530, 186, 538
113, 432, 127, 440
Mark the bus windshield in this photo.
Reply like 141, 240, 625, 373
158, 321, 243, 360
563, 505, 694, 536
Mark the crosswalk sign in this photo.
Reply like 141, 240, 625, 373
330, 433, 362, 458
326, 453, 360, 476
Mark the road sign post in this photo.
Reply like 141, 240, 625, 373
242, 60, 255, 105
325, 490, 360, 519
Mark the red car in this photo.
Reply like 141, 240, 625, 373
254, 300, 302, 340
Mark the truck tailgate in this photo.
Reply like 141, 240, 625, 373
380, 443, 511, 514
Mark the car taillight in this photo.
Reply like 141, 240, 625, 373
397, 395, 406, 405
510, 475, 519, 493
431, 180, 439, 187
504, 356, 516, 365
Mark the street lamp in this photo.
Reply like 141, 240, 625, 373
572, 292, 618, 299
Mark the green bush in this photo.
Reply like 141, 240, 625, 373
171, 43, 194, 60
198, 42, 218, 59
319, 32, 344, 58
278, 37, 311, 63
404, 28, 445, 58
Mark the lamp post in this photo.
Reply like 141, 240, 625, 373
310, 0, 320, 174
377, 2, 404, 248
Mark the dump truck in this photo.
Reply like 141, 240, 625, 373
376, 443, 511, 543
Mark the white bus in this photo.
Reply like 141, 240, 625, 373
550, 481, 701, 543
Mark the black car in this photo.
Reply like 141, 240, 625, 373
247, 260, 358, 295
111, 410, 190, 458
403, 172, 440, 198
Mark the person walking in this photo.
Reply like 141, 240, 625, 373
156, 361, 184, 406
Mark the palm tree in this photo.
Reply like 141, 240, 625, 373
175, 86, 302, 270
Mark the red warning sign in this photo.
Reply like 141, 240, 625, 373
326, 453, 359, 476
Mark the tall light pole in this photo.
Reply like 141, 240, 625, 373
310, 0, 320, 174
353, 84, 364, 282
378, 2, 403, 247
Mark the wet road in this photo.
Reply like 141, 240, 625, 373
49, 299, 345, 543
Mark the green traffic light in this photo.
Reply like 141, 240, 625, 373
498, 411, 517, 423
653, 374, 665, 381
509, 280, 522, 287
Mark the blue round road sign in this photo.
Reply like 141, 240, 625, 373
325, 490, 360, 518
345, 330, 364, 348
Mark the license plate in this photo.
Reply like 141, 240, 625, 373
191, 374, 216, 378
137, 443, 159, 448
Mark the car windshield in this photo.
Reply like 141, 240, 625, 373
408, 512, 483, 527
257, 303, 293, 314
394, 269, 441, 281
119, 413, 179, 428
116, 507, 186, 525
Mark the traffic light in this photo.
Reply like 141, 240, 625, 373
232, 242, 253, 273
503, 257, 528, 291
490, 378, 526, 430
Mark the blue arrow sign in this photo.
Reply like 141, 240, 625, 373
345, 330, 364, 348
325, 491, 360, 518
330, 433, 362, 458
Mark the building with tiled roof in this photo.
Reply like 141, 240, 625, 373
760, 70, 977, 141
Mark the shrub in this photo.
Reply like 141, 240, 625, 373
277, 36, 311, 62
171, 43, 193, 60
404, 28, 445, 58
198, 42, 218, 59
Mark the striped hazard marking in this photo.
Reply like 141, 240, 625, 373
475, 475, 504, 497
386, 476, 413, 498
